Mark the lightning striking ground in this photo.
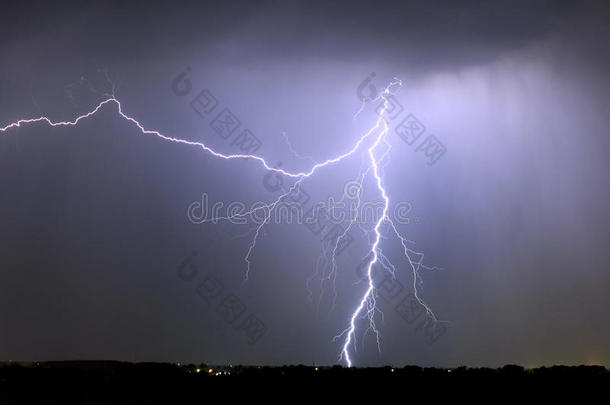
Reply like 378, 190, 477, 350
0, 79, 440, 366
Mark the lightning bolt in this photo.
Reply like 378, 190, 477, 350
332, 84, 394, 366
0, 77, 440, 367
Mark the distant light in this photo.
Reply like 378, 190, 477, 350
196, 368, 200, 373
315, 367, 319, 371
208, 368, 213, 374
391, 369, 394, 373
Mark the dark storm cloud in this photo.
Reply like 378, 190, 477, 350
3, 0, 604, 68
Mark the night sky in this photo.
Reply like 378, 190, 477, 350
1, 0, 609, 367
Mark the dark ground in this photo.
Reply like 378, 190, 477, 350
0, 360, 607, 402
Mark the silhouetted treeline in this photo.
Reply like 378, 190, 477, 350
0, 361, 607, 402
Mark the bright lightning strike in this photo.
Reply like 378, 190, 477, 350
0, 78, 441, 367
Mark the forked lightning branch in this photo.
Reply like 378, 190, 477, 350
0, 78, 440, 366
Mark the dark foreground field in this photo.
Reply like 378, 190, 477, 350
1, 361, 607, 402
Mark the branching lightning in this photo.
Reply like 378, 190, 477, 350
0, 78, 441, 367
